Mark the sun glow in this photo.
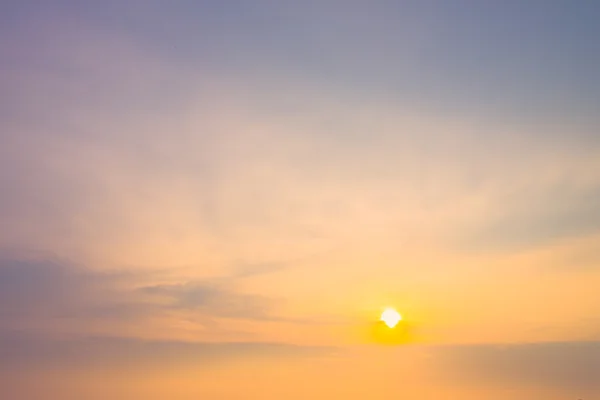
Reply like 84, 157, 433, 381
380, 308, 402, 328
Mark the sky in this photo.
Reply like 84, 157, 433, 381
1, 1, 599, 399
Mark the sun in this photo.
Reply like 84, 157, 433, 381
380, 308, 402, 328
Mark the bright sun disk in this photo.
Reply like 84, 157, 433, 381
381, 308, 402, 328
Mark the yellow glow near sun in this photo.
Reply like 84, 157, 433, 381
380, 308, 402, 328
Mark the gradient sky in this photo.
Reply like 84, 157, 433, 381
1, 1, 600, 399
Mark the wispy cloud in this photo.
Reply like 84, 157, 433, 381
0, 332, 334, 370
0, 251, 309, 340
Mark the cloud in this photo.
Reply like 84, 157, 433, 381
140, 282, 274, 320
0, 252, 137, 320
437, 341, 600, 393
0, 251, 293, 338
0, 332, 333, 369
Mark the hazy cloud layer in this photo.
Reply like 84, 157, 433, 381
0, 333, 333, 369
0, 252, 291, 340
437, 341, 600, 394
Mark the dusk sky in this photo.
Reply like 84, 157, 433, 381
1, 1, 599, 399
